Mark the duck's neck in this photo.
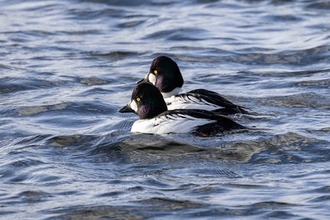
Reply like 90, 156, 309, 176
161, 87, 182, 98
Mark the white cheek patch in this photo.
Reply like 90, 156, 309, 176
130, 100, 138, 112
148, 73, 156, 85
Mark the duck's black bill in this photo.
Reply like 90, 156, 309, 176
118, 105, 134, 113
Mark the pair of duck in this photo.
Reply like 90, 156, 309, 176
119, 56, 249, 136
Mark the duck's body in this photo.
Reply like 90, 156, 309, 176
165, 89, 247, 114
139, 56, 248, 115
131, 109, 245, 136
119, 82, 246, 136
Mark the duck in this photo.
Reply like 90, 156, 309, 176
137, 55, 248, 115
118, 82, 246, 136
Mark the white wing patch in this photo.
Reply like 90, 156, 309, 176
165, 95, 219, 111
131, 113, 215, 134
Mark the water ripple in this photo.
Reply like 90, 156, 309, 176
1, 0, 330, 219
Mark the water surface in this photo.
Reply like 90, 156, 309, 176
1, 0, 330, 219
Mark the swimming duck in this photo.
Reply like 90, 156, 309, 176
138, 55, 248, 115
119, 82, 246, 136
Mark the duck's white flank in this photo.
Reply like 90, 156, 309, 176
131, 113, 215, 134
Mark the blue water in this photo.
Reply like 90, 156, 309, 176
1, 0, 330, 219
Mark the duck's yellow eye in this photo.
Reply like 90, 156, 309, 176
136, 97, 141, 102
153, 70, 158, 75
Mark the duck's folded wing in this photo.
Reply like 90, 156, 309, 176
152, 111, 215, 134
132, 109, 246, 135
164, 109, 246, 136
186, 89, 249, 114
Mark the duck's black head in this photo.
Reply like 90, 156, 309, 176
139, 56, 184, 96
119, 82, 168, 119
